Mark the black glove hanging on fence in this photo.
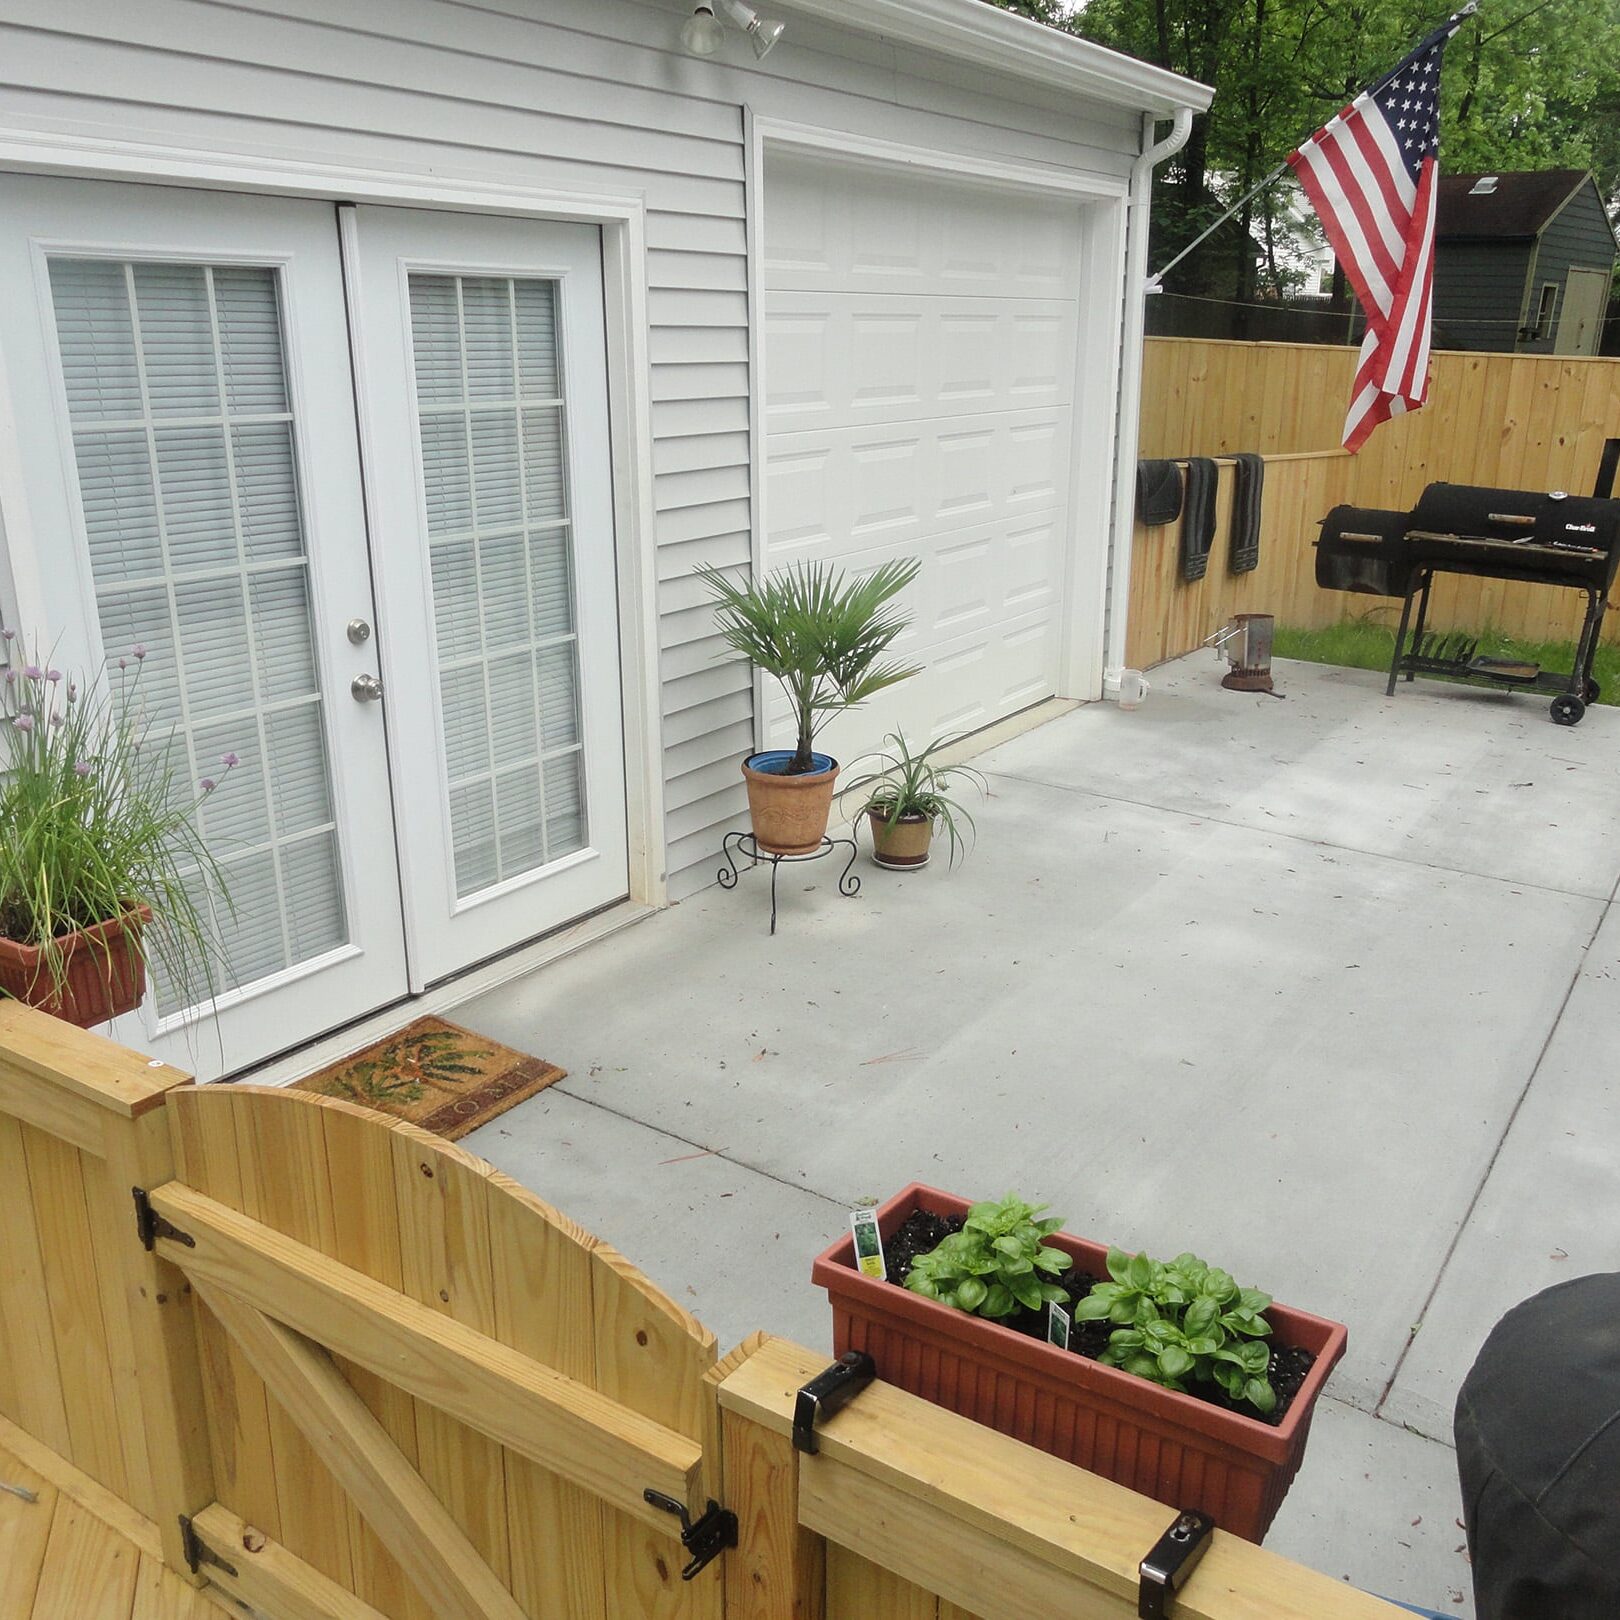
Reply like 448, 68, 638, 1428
1229, 452, 1264, 574
1180, 458, 1218, 582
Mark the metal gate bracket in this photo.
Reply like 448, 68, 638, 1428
642, 1490, 738, 1580
178, 1514, 238, 1579
1138, 1508, 1215, 1618
792, 1350, 876, 1454
132, 1186, 195, 1252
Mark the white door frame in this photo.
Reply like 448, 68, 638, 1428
0, 131, 667, 943
743, 113, 1131, 729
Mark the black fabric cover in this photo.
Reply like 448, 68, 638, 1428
1455, 1272, 1620, 1620
1228, 452, 1264, 574
1137, 459, 1184, 527
1179, 457, 1218, 581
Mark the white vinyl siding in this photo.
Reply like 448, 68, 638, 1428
0, 0, 1140, 898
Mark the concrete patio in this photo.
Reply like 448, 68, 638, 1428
457, 653, 1620, 1616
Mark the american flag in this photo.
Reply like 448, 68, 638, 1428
1289, 14, 1467, 451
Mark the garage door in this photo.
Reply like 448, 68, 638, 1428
761, 151, 1083, 766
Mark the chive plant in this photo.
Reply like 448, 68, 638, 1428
0, 634, 234, 1014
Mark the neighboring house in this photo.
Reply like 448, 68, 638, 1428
0, 0, 1209, 1079
1433, 170, 1618, 354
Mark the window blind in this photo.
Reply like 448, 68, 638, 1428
409, 273, 586, 898
48, 258, 348, 1012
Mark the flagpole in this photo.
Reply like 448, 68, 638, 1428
1143, 0, 1479, 294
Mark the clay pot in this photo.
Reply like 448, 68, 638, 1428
812, 1182, 1348, 1543
867, 809, 933, 868
741, 751, 839, 855
0, 904, 152, 1027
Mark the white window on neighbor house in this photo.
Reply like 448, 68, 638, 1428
1532, 283, 1558, 340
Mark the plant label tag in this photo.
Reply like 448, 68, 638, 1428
1046, 1300, 1071, 1350
849, 1208, 885, 1280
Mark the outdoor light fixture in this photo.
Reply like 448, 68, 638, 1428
680, 5, 726, 55
681, 0, 785, 59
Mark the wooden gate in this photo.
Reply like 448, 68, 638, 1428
145, 1085, 722, 1620
0, 1005, 1410, 1620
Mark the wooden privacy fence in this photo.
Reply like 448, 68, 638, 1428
1129, 340, 1620, 665
0, 1002, 1407, 1620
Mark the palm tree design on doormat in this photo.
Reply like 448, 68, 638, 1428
322, 1025, 496, 1109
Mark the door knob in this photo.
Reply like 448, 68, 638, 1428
351, 673, 384, 703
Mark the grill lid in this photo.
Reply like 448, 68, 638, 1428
1410, 483, 1620, 553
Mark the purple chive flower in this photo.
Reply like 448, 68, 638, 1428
13, 714, 33, 732
73, 761, 91, 777
45, 669, 61, 683
132, 644, 148, 662
118, 657, 128, 670
200, 777, 217, 793
1, 628, 13, 642
22, 664, 41, 680
66, 682, 77, 702
3, 670, 13, 685
49, 712, 63, 728
221, 751, 240, 768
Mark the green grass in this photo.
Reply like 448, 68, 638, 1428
1272, 615, 1620, 705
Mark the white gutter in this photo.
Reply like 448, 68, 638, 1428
772, 0, 1214, 118
1102, 107, 1195, 699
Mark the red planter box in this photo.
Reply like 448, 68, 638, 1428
811, 1183, 1348, 1542
0, 905, 150, 1028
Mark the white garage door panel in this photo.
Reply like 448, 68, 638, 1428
762, 153, 1085, 766
766, 153, 1082, 300
762, 511, 1065, 759
764, 291, 1077, 435
766, 406, 1072, 566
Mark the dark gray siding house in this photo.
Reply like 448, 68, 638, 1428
1432, 170, 1616, 354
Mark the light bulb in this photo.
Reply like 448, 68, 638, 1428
680, 5, 725, 55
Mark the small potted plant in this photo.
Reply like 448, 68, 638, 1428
841, 732, 985, 869
0, 639, 233, 1027
812, 1184, 1348, 1542
696, 559, 921, 855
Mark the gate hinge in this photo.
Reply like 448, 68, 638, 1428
642, 1490, 738, 1580
178, 1514, 238, 1580
132, 1186, 195, 1253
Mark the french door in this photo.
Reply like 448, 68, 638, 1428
0, 175, 627, 1077
345, 207, 626, 985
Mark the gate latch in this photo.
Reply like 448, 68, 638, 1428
642, 1490, 737, 1580
792, 1350, 876, 1454
1138, 1509, 1215, 1618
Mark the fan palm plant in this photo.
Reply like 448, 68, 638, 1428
697, 558, 922, 775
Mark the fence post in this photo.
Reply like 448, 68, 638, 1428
709, 1333, 825, 1620
0, 1004, 214, 1580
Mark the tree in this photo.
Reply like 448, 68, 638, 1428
987, 0, 1620, 301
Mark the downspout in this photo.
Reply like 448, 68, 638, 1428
1102, 106, 1195, 699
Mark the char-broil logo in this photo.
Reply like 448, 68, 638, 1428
1565, 522, 1598, 534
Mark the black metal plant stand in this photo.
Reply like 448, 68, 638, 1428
717, 830, 860, 934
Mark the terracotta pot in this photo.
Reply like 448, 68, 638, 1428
0, 905, 152, 1028
867, 809, 933, 868
741, 751, 840, 855
812, 1183, 1348, 1542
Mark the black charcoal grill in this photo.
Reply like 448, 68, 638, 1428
1315, 468, 1620, 725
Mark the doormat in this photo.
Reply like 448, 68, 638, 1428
291, 1015, 565, 1141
